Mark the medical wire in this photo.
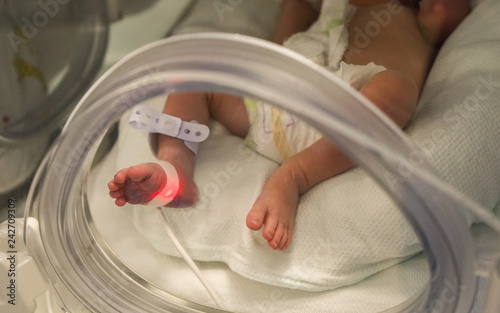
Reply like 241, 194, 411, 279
156, 207, 224, 309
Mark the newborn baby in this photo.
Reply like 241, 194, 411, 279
109, 0, 471, 250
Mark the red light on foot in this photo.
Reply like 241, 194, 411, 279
146, 171, 180, 207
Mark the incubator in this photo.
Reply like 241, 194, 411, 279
0, 0, 108, 196
1, 0, 500, 312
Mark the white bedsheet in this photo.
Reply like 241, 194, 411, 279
88, 144, 429, 312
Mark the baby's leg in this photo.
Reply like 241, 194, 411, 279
246, 138, 355, 251
246, 163, 300, 251
418, 0, 471, 46
108, 92, 250, 208
245, 69, 421, 250
155, 92, 249, 207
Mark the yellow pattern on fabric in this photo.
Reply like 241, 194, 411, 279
243, 98, 258, 149
13, 56, 47, 91
271, 107, 292, 161
243, 98, 258, 110
11, 26, 47, 91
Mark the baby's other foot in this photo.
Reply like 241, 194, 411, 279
108, 163, 167, 206
246, 170, 299, 250
418, 0, 471, 46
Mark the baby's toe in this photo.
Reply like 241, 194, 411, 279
108, 180, 118, 191
262, 217, 279, 241
108, 178, 125, 191
113, 169, 129, 184
109, 189, 124, 199
268, 223, 285, 250
278, 228, 290, 250
114, 197, 128, 207
246, 201, 268, 231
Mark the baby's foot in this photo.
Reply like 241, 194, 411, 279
246, 166, 300, 250
108, 159, 198, 208
418, 0, 471, 46
108, 163, 168, 206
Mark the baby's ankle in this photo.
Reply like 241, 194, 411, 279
157, 139, 194, 163
275, 159, 309, 196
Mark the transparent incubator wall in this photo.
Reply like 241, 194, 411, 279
24, 34, 500, 313
0, 0, 108, 196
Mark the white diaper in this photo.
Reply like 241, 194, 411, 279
284, 0, 353, 69
244, 98, 324, 163
244, 0, 387, 164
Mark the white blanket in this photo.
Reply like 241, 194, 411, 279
103, 0, 500, 295
118, 103, 422, 292
89, 148, 431, 312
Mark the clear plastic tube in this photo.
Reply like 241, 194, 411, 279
25, 33, 498, 313
156, 207, 224, 308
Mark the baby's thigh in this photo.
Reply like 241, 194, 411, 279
210, 93, 250, 138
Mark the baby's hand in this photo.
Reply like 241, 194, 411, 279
108, 163, 167, 206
